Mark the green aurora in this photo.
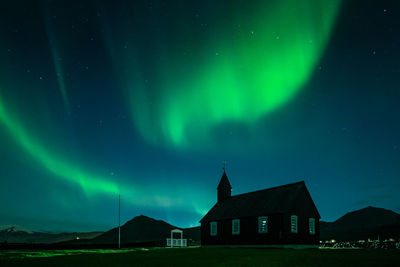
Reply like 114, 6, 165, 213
0, 0, 342, 227
43, 5, 71, 114
1, 0, 400, 232
123, 0, 341, 148
0, 95, 209, 214
0, 95, 119, 196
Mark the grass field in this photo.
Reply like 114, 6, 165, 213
1, 247, 400, 266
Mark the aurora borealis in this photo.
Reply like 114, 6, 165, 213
1, 0, 400, 232
0, 92, 209, 220
122, 0, 341, 147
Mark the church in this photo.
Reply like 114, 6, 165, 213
200, 171, 320, 246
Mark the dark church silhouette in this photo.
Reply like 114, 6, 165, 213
200, 171, 320, 246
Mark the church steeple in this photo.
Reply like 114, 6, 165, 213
217, 169, 232, 202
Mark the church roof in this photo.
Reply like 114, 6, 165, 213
217, 171, 232, 189
201, 181, 320, 222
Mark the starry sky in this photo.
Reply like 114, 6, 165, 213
0, 0, 399, 232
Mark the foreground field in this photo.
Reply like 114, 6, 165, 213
1, 247, 399, 266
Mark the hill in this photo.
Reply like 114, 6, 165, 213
320, 206, 400, 241
91, 215, 200, 246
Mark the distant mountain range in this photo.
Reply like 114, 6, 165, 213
0, 225, 33, 234
0, 226, 102, 244
320, 206, 400, 241
1, 206, 399, 245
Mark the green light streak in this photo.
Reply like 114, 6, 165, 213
0, 95, 210, 213
43, 5, 71, 113
0, 95, 118, 196
124, 0, 341, 148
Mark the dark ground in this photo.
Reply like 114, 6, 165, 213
0, 247, 400, 267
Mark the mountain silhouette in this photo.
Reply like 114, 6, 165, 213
320, 206, 400, 241
91, 215, 200, 245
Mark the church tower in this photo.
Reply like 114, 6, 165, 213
217, 170, 232, 202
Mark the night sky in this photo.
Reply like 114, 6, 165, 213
0, 0, 399, 232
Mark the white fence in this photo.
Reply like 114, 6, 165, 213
166, 238, 187, 247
